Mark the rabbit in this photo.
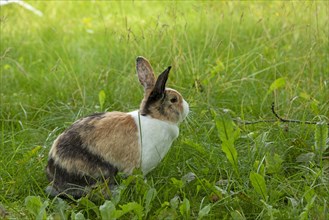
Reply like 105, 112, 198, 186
45, 56, 189, 198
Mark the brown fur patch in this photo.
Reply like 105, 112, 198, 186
136, 57, 157, 115
48, 112, 140, 178
81, 112, 140, 174
147, 88, 184, 123
53, 157, 103, 177
136, 57, 155, 92
49, 136, 60, 158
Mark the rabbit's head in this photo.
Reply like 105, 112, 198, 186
136, 57, 189, 124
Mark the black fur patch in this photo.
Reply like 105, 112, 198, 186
46, 156, 118, 197
70, 112, 106, 131
47, 116, 118, 192
55, 130, 84, 158
142, 91, 165, 115
47, 158, 97, 186
142, 66, 170, 116
54, 130, 118, 177
46, 158, 95, 199
86, 112, 106, 120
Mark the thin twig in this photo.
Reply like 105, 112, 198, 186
234, 102, 329, 126
271, 102, 329, 126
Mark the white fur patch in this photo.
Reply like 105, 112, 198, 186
181, 99, 189, 123
128, 110, 179, 174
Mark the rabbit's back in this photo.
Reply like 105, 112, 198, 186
46, 112, 140, 195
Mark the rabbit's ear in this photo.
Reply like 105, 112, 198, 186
136, 57, 156, 92
152, 66, 171, 96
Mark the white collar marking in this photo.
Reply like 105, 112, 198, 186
128, 110, 179, 175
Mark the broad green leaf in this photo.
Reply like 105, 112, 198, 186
112, 185, 126, 206
197, 204, 211, 219
37, 200, 48, 220
213, 112, 239, 173
182, 172, 196, 184
170, 196, 180, 210
171, 177, 184, 189
221, 141, 238, 169
265, 153, 283, 174
296, 152, 315, 163
53, 198, 69, 220
24, 196, 48, 220
215, 113, 235, 143
100, 200, 116, 220
73, 212, 86, 220
117, 202, 143, 220
315, 121, 328, 153
179, 198, 190, 218
157, 207, 178, 220
144, 188, 157, 216
25, 196, 42, 217
161, 201, 170, 208
268, 77, 286, 92
249, 171, 267, 200
99, 90, 106, 111
253, 160, 265, 177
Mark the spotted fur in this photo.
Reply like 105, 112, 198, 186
46, 56, 189, 198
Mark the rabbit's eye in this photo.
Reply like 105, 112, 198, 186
170, 97, 178, 103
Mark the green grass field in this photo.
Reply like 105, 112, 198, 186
1, 1, 328, 219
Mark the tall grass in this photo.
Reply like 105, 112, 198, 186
1, 1, 328, 219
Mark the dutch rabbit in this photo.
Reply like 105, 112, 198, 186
46, 57, 189, 198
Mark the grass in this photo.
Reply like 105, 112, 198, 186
1, 1, 328, 219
